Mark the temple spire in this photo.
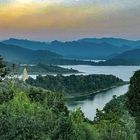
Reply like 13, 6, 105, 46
22, 68, 29, 82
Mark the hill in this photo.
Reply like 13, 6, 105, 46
16, 63, 79, 75
101, 49, 140, 65
0, 43, 62, 64
46, 40, 127, 59
0, 60, 138, 139
27, 74, 124, 99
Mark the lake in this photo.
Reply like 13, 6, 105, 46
60, 65, 140, 81
60, 65, 140, 120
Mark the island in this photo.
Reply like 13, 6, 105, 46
26, 74, 125, 99
8, 63, 79, 75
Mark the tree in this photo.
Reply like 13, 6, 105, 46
0, 56, 7, 81
127, 70, 140, 139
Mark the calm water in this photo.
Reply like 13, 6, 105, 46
60, 65, 140, 81
28, 65, 140, 120
60, 65, 140, 120
67, 84, 128, 120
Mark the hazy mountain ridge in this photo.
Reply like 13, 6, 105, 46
78, 37, 140, 47
2, 38, 140, 65
3, 37, 140, 59
0, 42, 62, 64
3, 38, 48, 50
101, 48, 140, 65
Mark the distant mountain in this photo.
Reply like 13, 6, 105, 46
47, 41, 130, 59
0, 43, 62, 64
78, 37, 140, 47
2, 39, 140, 66
101, 48, 140, 65
3, 38, 48, 50
3, 38, 140, 60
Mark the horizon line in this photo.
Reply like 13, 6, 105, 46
1, 37, 140, 43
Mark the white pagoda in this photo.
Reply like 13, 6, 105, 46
22, 68, 29, 82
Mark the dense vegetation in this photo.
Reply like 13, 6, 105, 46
0, 62, 136, 140
0, 80, 137, 140
27, 74, 124, 99
127, 70, 140, 139
0, 56, 7, 81
0, 57, 139, 140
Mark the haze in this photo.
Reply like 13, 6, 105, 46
0, 0, 140, 41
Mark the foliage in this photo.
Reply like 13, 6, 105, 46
0, 57, 138, 140
27, 74, 124, 98
0, 79, 137, 140
127, 70, 140, 139
0, 83, 75, 140
0, 56, 7, 81
94, 95, 137, 140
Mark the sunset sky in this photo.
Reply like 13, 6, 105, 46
0, 0, 140, 41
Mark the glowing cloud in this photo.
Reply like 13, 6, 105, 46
0, 0, 140, 40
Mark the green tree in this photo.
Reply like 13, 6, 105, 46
0, 56, 7, 81
127, 70, 140, 139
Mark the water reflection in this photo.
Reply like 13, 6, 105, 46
67, 84, 129, 120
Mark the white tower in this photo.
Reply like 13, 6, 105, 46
22, 68, 29, 82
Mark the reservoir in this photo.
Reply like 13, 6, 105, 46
60, 65, 140, 120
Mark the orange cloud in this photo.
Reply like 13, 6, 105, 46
0, 3, 104, 31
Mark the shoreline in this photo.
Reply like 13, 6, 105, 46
65, 82, 128, 101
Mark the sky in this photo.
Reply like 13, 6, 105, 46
0, 0, 140, 41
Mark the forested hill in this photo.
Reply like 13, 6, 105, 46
0, 42, 62, 64
16, 63, 79, 75
27, 74, 124, 99
100, 48, 140, 65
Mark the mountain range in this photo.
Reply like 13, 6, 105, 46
1, 37, 140, 65
3, 38, 140, 59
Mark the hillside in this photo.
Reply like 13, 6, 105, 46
0, 43, 62, 64
0, 58, 138, 140
101, 49, 140, 65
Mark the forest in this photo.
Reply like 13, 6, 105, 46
0, 56, 139, 140
27, 74, 124, 99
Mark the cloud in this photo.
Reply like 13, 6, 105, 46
0, 0, 140, 40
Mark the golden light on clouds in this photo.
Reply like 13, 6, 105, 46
0, 0, 140, 40
0, 1, 104, 30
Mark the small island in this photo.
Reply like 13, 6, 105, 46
27, 74, 125, 99
9, 63, 79, 75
